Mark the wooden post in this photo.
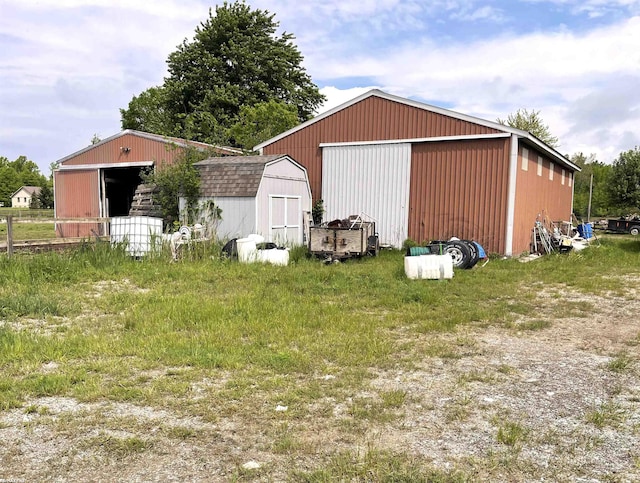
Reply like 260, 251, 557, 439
7, 215, 13, 258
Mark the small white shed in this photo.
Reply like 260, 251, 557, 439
190, 154, 312, 245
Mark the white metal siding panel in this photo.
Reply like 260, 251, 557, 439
209, 197, 256, 240
322, 144, 411, 248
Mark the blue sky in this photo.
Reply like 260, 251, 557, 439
1, 0, 639, 176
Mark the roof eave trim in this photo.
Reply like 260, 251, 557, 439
319, 133, 511, 148
56, 161, 154, 171
520, 134, 581, 172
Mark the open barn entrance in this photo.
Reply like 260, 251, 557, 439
102, 166, 144, 217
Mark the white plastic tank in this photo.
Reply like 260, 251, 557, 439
257, 248, 290, 266
236, 238, 257, 263
404, 255, 454, 280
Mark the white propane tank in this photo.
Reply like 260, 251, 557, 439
404, 255, 453, 280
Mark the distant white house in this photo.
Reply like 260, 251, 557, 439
11, 186, 42, 208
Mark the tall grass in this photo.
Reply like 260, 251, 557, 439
0, 235, 637, 413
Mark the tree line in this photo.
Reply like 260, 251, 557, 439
571, 148, 640, 220
0, 156, 53, 209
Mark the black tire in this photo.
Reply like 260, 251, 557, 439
463, 240, 480, 268
444, 241, 472, 269
630, 226, 640, 236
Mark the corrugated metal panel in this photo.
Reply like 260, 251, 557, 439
408, 138, 510, 254
264, 95, 501, 198
322, 144, 411, 248
53, 169, 101, 237
512, 144, 575, 254
62, 133, 187, 168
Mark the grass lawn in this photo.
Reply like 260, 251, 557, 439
1, 236, 639, 481
0, 208, 55, 241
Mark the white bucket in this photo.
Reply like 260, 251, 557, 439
236, 238, 257, 263
404, 255, 454, 280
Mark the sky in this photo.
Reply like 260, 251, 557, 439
1, 0, 639, 176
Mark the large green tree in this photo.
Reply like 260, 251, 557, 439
120, 87, 173, 136
121, 1, 324, 146
497, 108, 559, 148
606, 147, 640, 212
229, 99, 298, 150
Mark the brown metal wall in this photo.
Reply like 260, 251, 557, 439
54, 169, 100, 237
408, 138, 510, 254
513, 145, 575, 254
263, 96, 501, 198
63, 134, 186, 167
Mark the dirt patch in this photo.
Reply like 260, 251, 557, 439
1, 283, 640, 481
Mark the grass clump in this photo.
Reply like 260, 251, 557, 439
495, 420, 529, 447
83, 433, 153, 458
585, 402, 626, 428
607, 352, 634, 373
290, 449, 468, 482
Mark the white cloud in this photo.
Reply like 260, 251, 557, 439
318, 86, 379, 113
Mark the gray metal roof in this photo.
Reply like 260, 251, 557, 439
195, 154, 287, 197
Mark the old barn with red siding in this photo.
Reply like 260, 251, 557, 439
53, 130, 240, 237
255, 90, 579, 255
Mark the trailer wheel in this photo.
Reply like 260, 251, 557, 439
444, 241, 472, 269
464, 240, 480, 268
630, 226, 640, 236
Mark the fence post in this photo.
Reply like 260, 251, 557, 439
7, 215, 13, 258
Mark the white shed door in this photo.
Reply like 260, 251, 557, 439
270, 195, 301, 245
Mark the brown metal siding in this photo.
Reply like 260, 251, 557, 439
513, 146, 575, 254
408, 138, 510, 254
263, 96, 502, 198
54, 170, 100, 237
62, 134, 186, 167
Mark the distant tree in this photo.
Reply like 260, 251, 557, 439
229, 100, 299, 150
90, 134, 102, 145
120, 1, 324, 145
497, 108, 559, 148
571, 153, 613, 219
49, 162, 60, 180
0, 163, 20, 206
33, 184, 54, 209
606, 147, 640, 212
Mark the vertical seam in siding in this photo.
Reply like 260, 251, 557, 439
505, 135, 519, 256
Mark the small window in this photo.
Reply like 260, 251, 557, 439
521, 148, 529, 171
549, 162, 554, 181
562, 169, 566, 185
537, 156, 543, 176
569, 172, 573, 187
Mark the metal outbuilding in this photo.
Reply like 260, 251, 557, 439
53, 130, 240, 237
190, 154, 312, 245
254, 90, 580, 255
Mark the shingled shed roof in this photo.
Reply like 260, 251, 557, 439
194, 154, 286, 197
